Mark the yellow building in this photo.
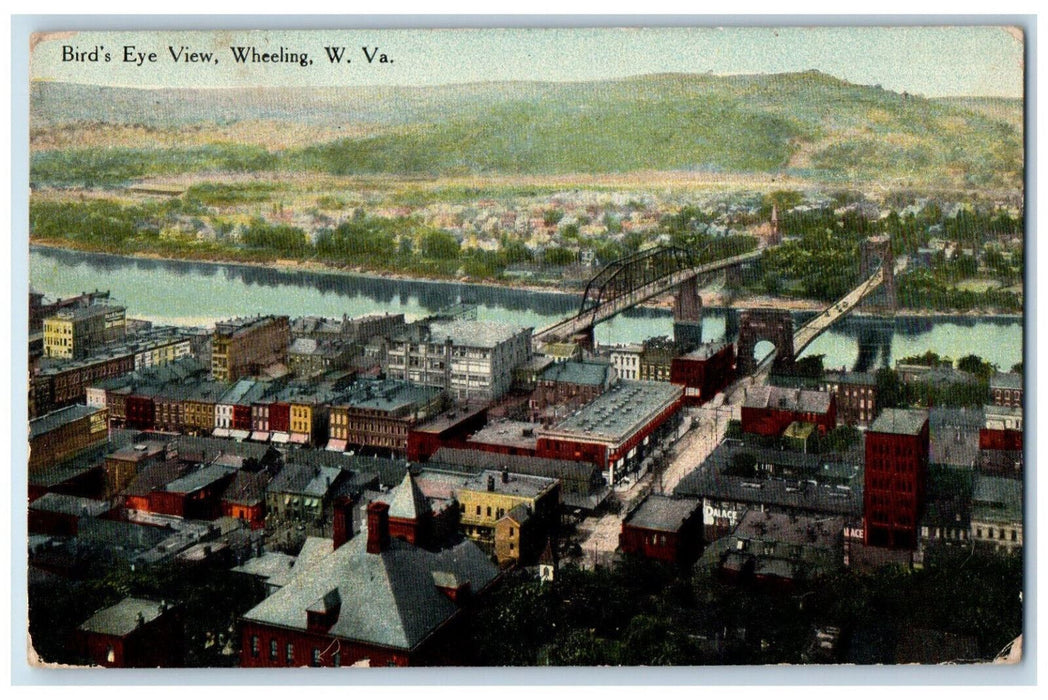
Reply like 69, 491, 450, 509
456, 469, 559, 547
43, 306, 113, 359
211, 316, 289, 382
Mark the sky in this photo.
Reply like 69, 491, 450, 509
28, 26, 1024, 98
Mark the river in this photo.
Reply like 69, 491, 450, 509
29, 246, 1023, 372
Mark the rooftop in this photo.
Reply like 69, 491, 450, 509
544, 380, 682, 442
241, 531, 497, 651
460, 469, 558, 500
539, 360, 612, 387
165, 464, 237, 494
732, 510, 844, 548
870, 408, 929, 436
29, 404, 103, 439
972, 475, 1023, 523
78, 597, 168, 637
404, 319, 530, 349
743, 385, 832, 414
624, 495, 701, 533
990, 372, 1023, 391
334, 379, 442, 414
468, 420, 541, 451
29, 493, 111, 518
214, 315, 288, 339
681, 341, 733, 361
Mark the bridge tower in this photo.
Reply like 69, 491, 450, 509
673, 276, 703, 353
859, 236, 897, 311
736, 309, 795, 375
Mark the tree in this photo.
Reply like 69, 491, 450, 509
419, 230, 461, 260
956, 354, 995, 381
875, 367, 907, 409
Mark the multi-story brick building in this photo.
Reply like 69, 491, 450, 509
78, 598, 183, 668
741, 385, 837, 437
619, 494, 703, 564
989, 372, 1023, 408
386, 319, 532, 402
863, 408, 930, 550
979, 404, 1023, 451
669, 341, 735, 406
822, 371, 878, 427
239, 502, 497, 667
536, 380, 684, 484
530, 360, 615, 424
211, 315, 290, 382
326, 379, 445, 455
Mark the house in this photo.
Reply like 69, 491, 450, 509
222, 470, 271, 529
28, 493, 113, 537
239, 502, 498, 667
822, 371, 878, 427
970, 475, 1022, 554
619, 494, 703, 564
989, 372, 1023, 408
979, 404, 1022, 451
78, 598, 182, 668
147, 464, 238, 520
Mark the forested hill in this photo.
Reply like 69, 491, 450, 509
30, 72, 1023, 188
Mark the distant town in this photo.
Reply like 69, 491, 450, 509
27, 241, 1023, 666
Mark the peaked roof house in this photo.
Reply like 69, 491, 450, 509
239, 500, 498, 667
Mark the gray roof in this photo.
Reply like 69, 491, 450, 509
29, 404, 103, 439
430, 447, 601, 489
334, 379, 442, 413
231, 552, 297, 581
743, 385, 832, 414
241, 533, 497, 650
870, 408, 929, 436
387, 471, 429, 520
624, 495, 701, 533
674, 443, 863, 517
29, 493, 110, 517
267, 462, 343, 498
990, 372, 1023, 391
539, 361, 612, 387
972, 475, 1023, 522
682, 341, 733, 361
461, 470, 558, 500
165, 464, 237, 494
544, 380, 682, 442
468, 420, 541, 450
78, 597, 166, 637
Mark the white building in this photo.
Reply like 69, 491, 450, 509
386, 320, 532, 402
608, 344, 643, 381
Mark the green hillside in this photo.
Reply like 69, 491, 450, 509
29, 72, 1023, 188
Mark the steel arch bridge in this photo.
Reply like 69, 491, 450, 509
536, 244, 763, 343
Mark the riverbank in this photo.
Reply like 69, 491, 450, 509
28, 239, 1022, 320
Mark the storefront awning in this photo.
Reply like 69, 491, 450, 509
326, 439, 347, 452
270, 432, 290, 444
289, 433, 309, 445
212, 428, 231, 438
249, 431, 271, 442
229, 429, 250, 441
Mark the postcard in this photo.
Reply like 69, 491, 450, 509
23, 24, 1024, 671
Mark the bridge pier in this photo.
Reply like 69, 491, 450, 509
859, 236, 897, 311
673, 276, 703, 353
570, 327, 595, 354
736, 309, 795, 376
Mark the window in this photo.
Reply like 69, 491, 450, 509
333, 650, 341, 667
286, 642, 294, 665
251, 635, 260, 657
476, 505, 481, 516
311, 648, 321, 667
270, 639, 278, 660
486, 507, 492, 517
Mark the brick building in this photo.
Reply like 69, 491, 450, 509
529, 360, 614, 424
863, 408, 930, 549
979, 404, 1023, 451
619, 494, 703, 564
822, 371, 878, 427
669, 341, 735, 406
211, 316, 290, 382
43, 305, 124, 359
239, 502, 498, 667
741, 385, 837, 437
536, 380, 683, 484
78, 598, 183, 668
326, 379, 445, 455
989, 372, 1023, 408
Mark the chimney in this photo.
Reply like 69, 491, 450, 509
501, 467, 509, 484
332, 496, 355, 550
487, 475, 495, 492
366, 501, 390, 554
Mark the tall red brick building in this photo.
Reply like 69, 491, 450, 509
863, 408, 930, 549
